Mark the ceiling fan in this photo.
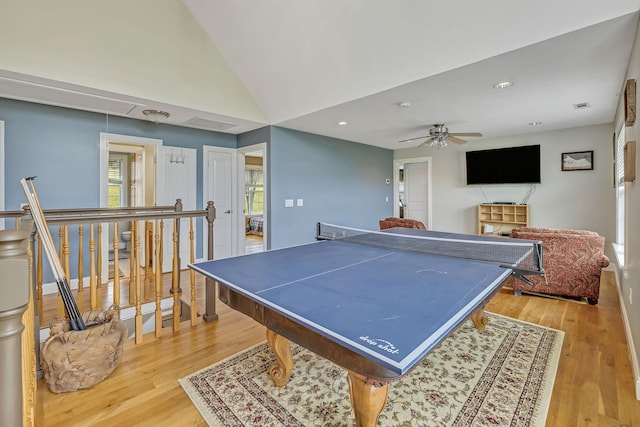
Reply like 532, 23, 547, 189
399, 123, 483, 148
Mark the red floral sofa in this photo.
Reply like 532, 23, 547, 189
379, 217, 426, 230
508, 227, 609, 305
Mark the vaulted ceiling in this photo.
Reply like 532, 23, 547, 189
1, 1, 639, 149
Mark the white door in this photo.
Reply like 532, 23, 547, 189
203, 146, 235, 260
156, 146, 197, 271
403, 161, 430, 227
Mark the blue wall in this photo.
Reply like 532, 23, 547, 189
0, 98, 235, 212
269, 127, 394, 249
1, 98, 394, 256
0, 98, 235, 279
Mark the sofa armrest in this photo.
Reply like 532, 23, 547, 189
596, 253, 610, 269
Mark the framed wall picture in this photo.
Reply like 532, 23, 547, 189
562, 151, 593, 171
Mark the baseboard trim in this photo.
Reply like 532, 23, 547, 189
39, 297, 174, 343
613, 268, 640, 400
42, 276, 87, 295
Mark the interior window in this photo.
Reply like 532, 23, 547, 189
108, 153, 129, 208
244, 166, 264, 215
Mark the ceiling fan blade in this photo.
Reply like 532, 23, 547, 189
449, 132, 483, 137
418, 137, 436, 148
446, 135, 468, 144
398, 135, 429, 144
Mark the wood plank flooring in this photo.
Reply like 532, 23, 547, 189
35, 270, 640, 426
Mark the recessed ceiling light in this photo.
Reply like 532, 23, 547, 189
493, 81, 514, 89
528, 121, 543, 126
337, 121, 348, 126
399, 102, 411, 108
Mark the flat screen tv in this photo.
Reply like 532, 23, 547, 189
466, 145, 541, 185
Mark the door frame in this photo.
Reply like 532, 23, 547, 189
99, 133, 162, 282
393, 156, 432, 230
0, 121, 4, 230
99, 133, 162, 207
237, 142, 268, 252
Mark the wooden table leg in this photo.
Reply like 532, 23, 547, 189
347, 371, 389, 427
471, 307, 489, 331
266, 329, 293, 386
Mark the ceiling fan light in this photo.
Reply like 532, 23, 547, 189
143, 109, 170, 123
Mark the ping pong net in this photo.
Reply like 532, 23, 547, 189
316, 223, 544, 282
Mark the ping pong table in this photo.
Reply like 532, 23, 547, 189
190, 223, 542, 426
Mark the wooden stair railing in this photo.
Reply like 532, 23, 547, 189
1, 200, 217, 346
1, 201, 216, 427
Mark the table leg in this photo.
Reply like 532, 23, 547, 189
266, 329, 293, 386
347, 371, 389, 427
471, 307, 489, 331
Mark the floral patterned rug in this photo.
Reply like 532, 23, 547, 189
179, 313, 563, 426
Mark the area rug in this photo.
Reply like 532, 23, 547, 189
179, 313, 563, 426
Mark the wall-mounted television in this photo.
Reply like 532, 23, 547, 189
466, 145, 541, 185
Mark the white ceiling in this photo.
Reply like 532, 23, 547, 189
2, 1, 639, 150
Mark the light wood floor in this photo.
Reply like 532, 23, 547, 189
35, 270, 640, 426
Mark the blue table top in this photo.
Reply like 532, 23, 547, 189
190, 231, 513, 375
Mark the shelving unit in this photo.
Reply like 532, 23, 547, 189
477, 204, 529, 236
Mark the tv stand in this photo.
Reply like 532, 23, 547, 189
477, 203, 529, 236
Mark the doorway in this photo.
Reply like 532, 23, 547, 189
394, 157, 432, 229
100, 133, 161, 282
238, 143, 267, 254
107, 151, 135, 267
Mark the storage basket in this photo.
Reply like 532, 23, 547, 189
40, 307, 128, 393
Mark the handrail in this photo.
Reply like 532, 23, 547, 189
0, 203, 178, 220
44, 209, 211, 226
2, 199, 217, 350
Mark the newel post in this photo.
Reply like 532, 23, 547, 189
0, 230, 30, 427
203, 201, 218, 322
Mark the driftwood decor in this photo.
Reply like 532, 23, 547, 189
625, 141, 636, 182
40, 307, 127, 393
625, 79, 636, 127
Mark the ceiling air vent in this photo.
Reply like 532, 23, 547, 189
184, 117, 237, 131
0, 75, 143, 115
573, 102, 591, 110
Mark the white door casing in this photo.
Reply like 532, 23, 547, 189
100, 133, 162, 282
203, 146, 236, 260
394, 157, 432, 229
404, 162, 428, 224
237, 143, 268, 253
0, 121, 4, 230
236, 151, 246, 255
